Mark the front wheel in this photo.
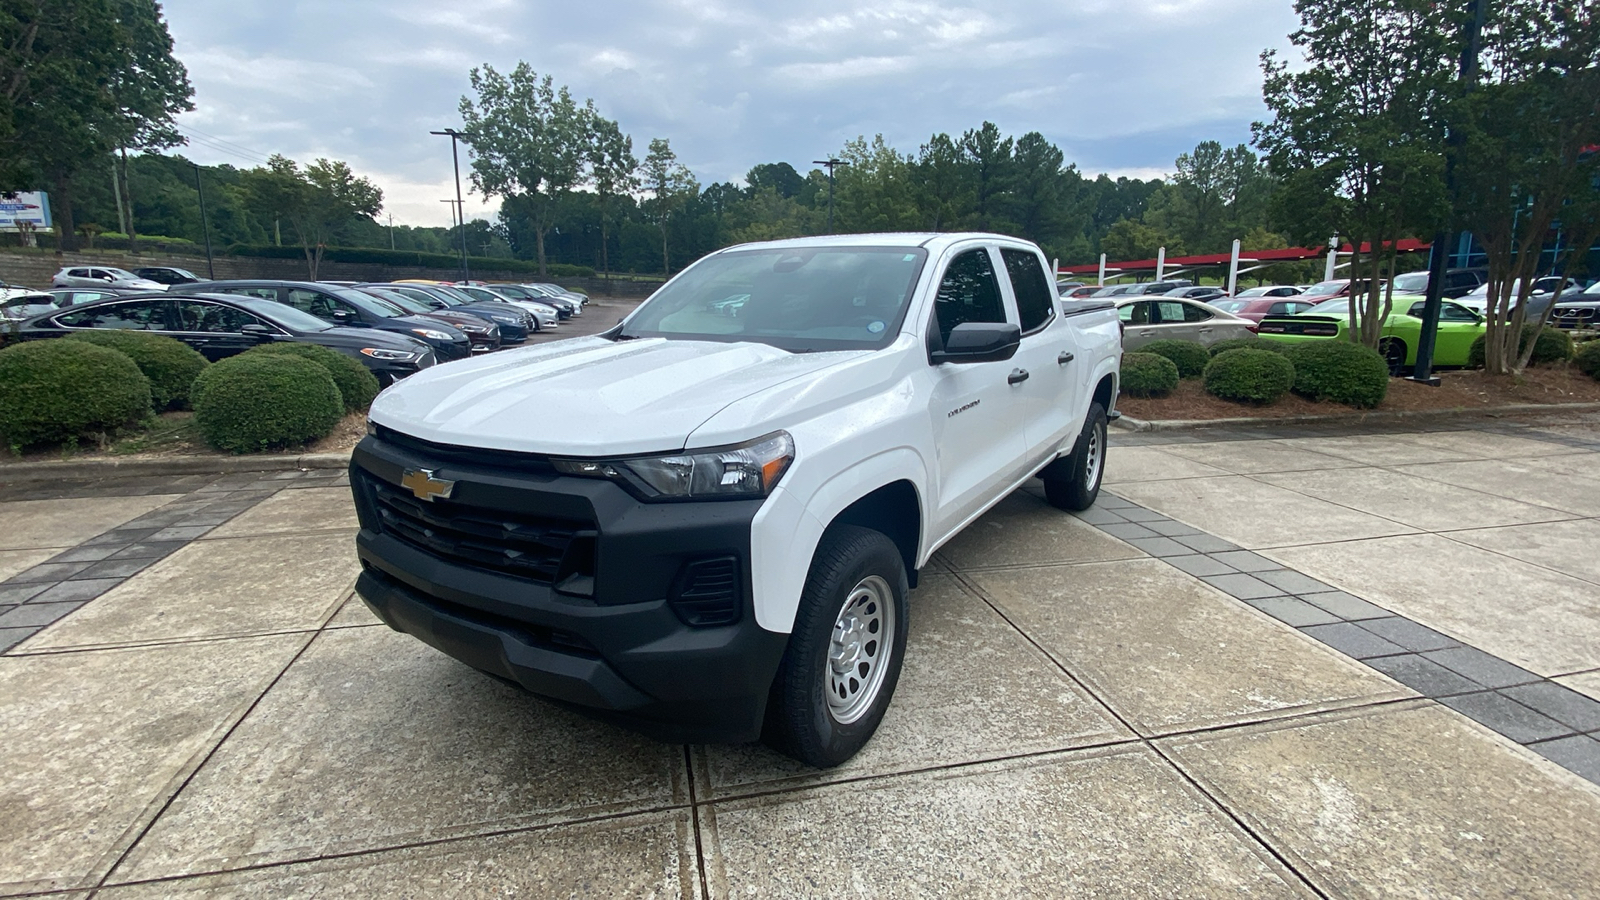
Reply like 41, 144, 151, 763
1379, 337, 1407, 375
764, 525, 909, 767
1043, 401, 1108, 511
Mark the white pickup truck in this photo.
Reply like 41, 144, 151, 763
350, 232, 1122, 766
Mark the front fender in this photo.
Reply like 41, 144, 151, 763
749, 446, 929, 633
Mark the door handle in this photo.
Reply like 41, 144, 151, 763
1007, 368, 1030, 385
1057, 351, 1075, 365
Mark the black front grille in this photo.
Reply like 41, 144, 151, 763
364, 473, 592, 583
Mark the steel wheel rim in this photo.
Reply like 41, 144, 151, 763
1084, 422, 1104, 488
826, 575, 895, 725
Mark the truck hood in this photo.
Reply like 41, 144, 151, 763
369, 336, 870, 456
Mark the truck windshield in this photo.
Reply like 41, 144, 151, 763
618, 247, 928, 352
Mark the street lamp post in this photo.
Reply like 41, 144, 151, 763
431, 129, 475, 282
813, 158, 849, 232
192, 162, 215, 279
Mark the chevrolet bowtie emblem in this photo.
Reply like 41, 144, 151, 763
400, 468, 455, 502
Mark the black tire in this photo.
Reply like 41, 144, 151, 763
763, 525, 909, 768
1380, 337, 1407, 375
1043, 402, 1108, 511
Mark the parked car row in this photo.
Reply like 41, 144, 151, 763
3, 276, 598, 388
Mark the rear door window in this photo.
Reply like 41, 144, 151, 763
54, 300, 171, 330
933, 248, 1008, 344
175, 300, 266, 333
999, 247, 1055, 334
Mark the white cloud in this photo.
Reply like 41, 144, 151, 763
161, 0, 1300, 227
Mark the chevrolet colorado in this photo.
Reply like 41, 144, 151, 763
350, 232, 1122, 766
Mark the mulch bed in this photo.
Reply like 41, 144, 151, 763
0, 411, 367, 464
1116, 364, 1600, 422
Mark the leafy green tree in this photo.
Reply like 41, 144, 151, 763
1450, 0, 1600, 374
584, 112, 637, 276
906, 133, 973, 230
1101, 220, 1183, 261
459, 63, 590, 276
746, 162, 805, 199
1255, 0, 1455, 348
834, 134, 915, 233
105, 0, 192, 252
960, 121, 1015, 231
240, 155, 382, 279
641, 137, 698, 274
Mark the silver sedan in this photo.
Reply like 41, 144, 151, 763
1116, 296, 1255, 350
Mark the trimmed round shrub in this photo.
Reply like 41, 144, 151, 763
0, 339, 152, 449
1203, 348, 1296, 405
244, 342, 379, 413
191, 354, 343, 453
1467, 325, 1573, 368
65, 330, 208, 410
1575, 339, 1600, 381
1140, 339, 1210, 378
1208, 336, 1285, 357
1120, 352, 1180, 398
1283, 341, 1389, 408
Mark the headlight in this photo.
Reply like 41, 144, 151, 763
360, 347, 418, 361
488, 314, 518, 325
553, 432, 794, 500
411, 328, 454, 341
457, 322, 489, 333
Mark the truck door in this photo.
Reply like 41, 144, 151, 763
927, 246, 1029, 538
999, 246, 1082, 467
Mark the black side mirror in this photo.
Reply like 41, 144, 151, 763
930, 322, 1022, 365
241, 323, 274, 341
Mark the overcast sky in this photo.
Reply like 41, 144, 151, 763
162, 0, 1301, 229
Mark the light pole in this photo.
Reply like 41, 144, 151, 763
1412, 0, 1488, 385
813, 158, 848, 232
431, 128, 475, 282
192, 162, 215, 279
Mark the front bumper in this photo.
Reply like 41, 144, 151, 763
349, 431, 788, 743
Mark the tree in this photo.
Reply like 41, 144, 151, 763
584, 112, 637, 276
1009, 132, 1079, 250
906, 133, 973, 230
1101, 220, 1183, 261
641, 138, 697, 274
104, 0, 193, 254
1256, 0, 1455, 349
834, 134, 914, 233
240, 155, 382, 279
746, 162, 805, 199
1451, 0, 1600, 374
960, 121, 1014, 231
459, 63, 590, 276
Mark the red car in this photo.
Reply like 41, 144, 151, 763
1211, 296, 1323, 324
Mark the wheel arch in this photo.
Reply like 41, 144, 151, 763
826, 480, 922, 591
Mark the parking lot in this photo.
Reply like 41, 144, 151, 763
2, 418, 1598, 897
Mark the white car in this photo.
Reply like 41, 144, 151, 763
348, 232, 1122, 767
1, 291, 58, 320
1115, 295, 1256, 349
1233, 285, 1303, 298
454, 285, 558, 329
52, 266, 166, 291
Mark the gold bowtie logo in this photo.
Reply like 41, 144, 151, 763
400, 468, 454, 502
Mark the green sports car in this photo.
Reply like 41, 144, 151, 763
1256, 295, 1487, 370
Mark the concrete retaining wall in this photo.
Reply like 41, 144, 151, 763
0, 250, 664, 298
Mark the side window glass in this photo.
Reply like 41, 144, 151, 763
286, 289, 337, 319
219, 286, 280, 302
933, 248, 1006, 344
1121, 302, 1152, 324
54, 300, 169, 330
1183, 303, 1213, 322
1268, 302, 1290, 315
176, 301, 261, 333
999, 247, 1054, 333
1154, 301, 1185, 323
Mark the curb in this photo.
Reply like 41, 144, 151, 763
0, 451, 353, 481
1111, 401, 1600, 433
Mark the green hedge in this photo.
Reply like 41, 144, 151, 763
0, 340, 152, 449
191, 354, 343, 453
244, 342, 379, 413
1467, 326, 1573, 368
1139, 339, 1210, 378
64, 331, 208, 410
1575, 339, 1600, 380
1120, 352, 1180, 398
1284, 341, 1389, 408
223, 243, 597, 277
1208, 336, 1282, 357
1203, 348, 1296, 404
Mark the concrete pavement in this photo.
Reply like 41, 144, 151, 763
2, 421, 1598, 897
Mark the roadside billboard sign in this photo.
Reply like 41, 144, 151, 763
0, 192, 53, 231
